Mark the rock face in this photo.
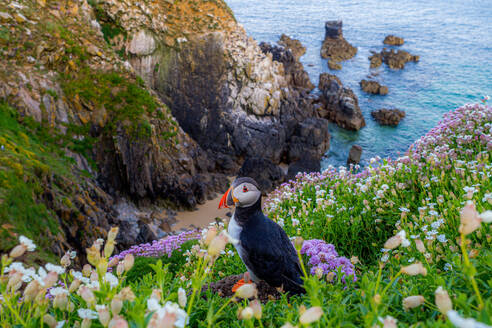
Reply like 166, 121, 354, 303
95, 0, 329, 178
383, 35, 404, 46
0, 0, 230, 260
371, 108, 406, 126
286, 155, 321, 181
318, 74, 366, 131
238, 157, 284, 194
321, 21, 357, 63
278, 34, 306, 60
259, 39, 314, 92
360, 80, 389, 95
347, 145, 363, 166
369, 49, 419, 69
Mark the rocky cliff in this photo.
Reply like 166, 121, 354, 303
0, 0, 228, 261
94, 0, 330, 174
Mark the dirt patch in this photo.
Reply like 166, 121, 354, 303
203, 274, 282, 303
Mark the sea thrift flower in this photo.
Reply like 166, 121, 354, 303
447, 310, 491, 328
239, 307, 254, 320
123, 254, 134, 272
299, 306, 323, 325
109, 317, 129, 328
415, 239, 426, 253
207, 233, 228, 256
250, 299, 262, 319
79, 286, 96, 305
403, 295, 425, 310
479, 211, 492, 223
111, 296, 123, 315
9, 235, 36, 258
235, 283, 257, 299
435, 286, 452, 314
97, 305, 111, 327
203, 227, 217, 246
401, 262, 427, 276
178, 287, 187, 308
301, 239, 356, 283
384, 235, 402, 250
459, 201, 481, 235
378, 315, 397, 328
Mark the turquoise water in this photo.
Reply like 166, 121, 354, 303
225, 0, 492, 168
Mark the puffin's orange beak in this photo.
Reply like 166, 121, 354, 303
218, 187, 237, 209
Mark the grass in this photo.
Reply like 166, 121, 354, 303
0, 103, 75, 263
0, 103, 490, 327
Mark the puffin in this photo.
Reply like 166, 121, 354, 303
218, 177, 305, 294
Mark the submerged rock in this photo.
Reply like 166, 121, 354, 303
383, 35, 404, 46
381, 48, 419, 69
320, 21, 357, 63
360, 79, 388, 95
347, 145, 362, 166
371, 108, 406, 126
318, 73, 365, 131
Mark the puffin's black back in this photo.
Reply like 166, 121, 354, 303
235, 199, 305, 294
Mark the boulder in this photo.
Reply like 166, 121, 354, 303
368, 52, 383, 68
238, 157, 285, 194
321, 20, 357, 62
371, 108, 406, 126
381, 48, 419, 69
383, 35, 404, 46
286, 155, 321, 181
347, 145, 362, 166
278, 34, 306, 60
360, 79, 388, 95
318, 73, 365, 131
287, 117, 331, 162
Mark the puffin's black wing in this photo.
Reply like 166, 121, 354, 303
240, 213, 305, 294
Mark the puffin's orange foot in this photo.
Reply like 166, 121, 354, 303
232, 278, 245, 293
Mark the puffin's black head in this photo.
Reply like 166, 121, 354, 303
218, 177, 261, 209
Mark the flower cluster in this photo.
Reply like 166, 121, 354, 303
110, 230, 200, 261
301, 239, 356, 282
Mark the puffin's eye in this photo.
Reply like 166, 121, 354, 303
243, 186, 248, 192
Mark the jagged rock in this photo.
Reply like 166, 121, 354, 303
320, 21, 357, 62
360, 79, 388, 95
259, 41, 314, 92
318, 73, 365, 131
371, 108, 406, 126
328, 60, 342, 70
347, 145, 362, 166
238, 157, 285, 194
381, 48, 419, 69
278, 34, 306, 60
383, 35, 404, 46
368, 52, 383, 68
287, 117, 330, 162
286, 154, 321, 181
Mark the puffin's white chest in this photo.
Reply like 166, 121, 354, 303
228, 214, 259, 282
228, 214, 243, 254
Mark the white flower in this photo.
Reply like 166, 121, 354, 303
399, 207, 410, 212
444, 263, 452, 271
479, 210, 492, 223
77, 308, 98, 319
69, 251, 77, 259
381, 253, 390, 262
50, 287, 68, 296
95, 304, 107, 311
45, 263, 65, 275
148, 299, 189, 328
104, 273, 119, 288
437, 234, 447, 243
56, 321, 65, 328
447, 310, 491, 328
19, 236, 36, 251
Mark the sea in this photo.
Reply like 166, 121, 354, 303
225, 0, 492, 169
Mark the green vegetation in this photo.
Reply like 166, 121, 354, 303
0, 103, 490, 327
0, 103, 76, 263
